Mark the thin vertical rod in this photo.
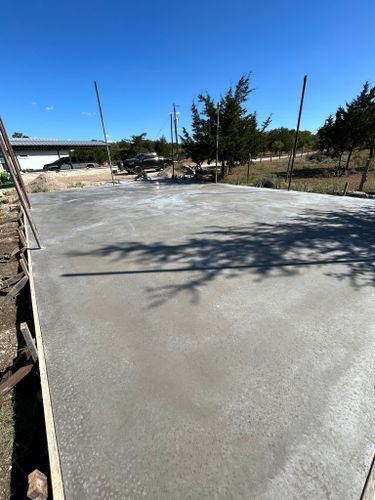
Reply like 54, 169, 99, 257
0, 117, 31, 208
170, 113, 175, 180
0, 133, 42, 248
215, 104, 220, 184
173, 104, 179, 161
285, 150, 293, 182
288, 75, 307, 191
246, 154, 251, 185
94, 81, 115, 185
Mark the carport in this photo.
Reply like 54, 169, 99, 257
10, 138, 106, 172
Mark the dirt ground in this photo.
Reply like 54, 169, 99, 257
0, 193, 19, 499
6, 154, 375, 197
23, 166, 115, 192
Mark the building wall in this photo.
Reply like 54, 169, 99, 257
16, 150, 69, 171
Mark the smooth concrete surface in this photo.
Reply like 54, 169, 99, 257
30, 182, 375, 499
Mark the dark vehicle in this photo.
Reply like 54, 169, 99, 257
122, 153, 172, 174
43, 157, 99, 172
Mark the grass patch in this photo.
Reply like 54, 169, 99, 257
223, 153, 375, 195
68, 181, 84, 189
0, 182, 14, 190
0, 397, 14, 496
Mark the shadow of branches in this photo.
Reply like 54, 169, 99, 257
63, 207, 375, 307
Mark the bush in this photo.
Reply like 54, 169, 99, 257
256, 177, 275, 188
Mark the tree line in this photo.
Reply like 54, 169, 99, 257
77, 74, 317, 169
182, 75, 317, 170
317, 82, 375, 188
15, 74, 373, 190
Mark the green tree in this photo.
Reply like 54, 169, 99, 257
12, 132, 29, 138
318, 81, 375, 179
182, 74, 270, 170
154, 135, 173, 157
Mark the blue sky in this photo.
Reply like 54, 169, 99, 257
1, 0, 374, 141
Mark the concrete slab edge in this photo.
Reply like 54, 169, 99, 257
361, 455, 375, 500
25, 221, 65, 500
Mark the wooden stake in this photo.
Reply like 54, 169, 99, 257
4, 275, 29, 303
19, 254, 29, 277
20, 323, 38, 363
0, 363, 33, 399
27, 469, 48, 499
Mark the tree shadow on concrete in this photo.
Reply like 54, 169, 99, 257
63, 207, 375, 307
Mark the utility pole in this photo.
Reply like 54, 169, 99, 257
288, 75, 308, 191
94, 81, 115, 185
173, 103, 179, 161
215, 103, 220, 184
170, 112, 175, 180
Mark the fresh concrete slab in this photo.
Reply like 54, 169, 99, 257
29, 182, 375, 499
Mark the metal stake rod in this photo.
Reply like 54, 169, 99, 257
215, 104, 220, 184
173, 103, 179, 161
0, 117, 31, 208
246, 154, 251, 185
170, 113, 175, 180
285, 150, 293, 182
288, 75, 307, 191
94, 81, 115, 185
0, 131, 42, 248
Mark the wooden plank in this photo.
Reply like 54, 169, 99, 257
0, 363, 33, 398
11, 245, 21, 257
4, 275, 29, 302
0, 271, 24, 291
19, 254, 29, 277
18, 227, 27, 248
20, 323, 38, 363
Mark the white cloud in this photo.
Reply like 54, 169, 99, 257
31, 101, 37, 106
45, 106, 54, 111
81, 111, 96, 116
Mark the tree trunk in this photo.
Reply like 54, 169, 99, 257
338, 152, 342, 168
358, 148, 373, 192
344, 148, 353, 175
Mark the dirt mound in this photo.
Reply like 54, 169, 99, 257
26, 174, 65, 193
158, 164, 195, 179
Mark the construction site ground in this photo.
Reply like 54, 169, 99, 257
29, 182, 375, 499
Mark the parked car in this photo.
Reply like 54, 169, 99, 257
122, 153, 172, 173
43, 157, 99, 171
